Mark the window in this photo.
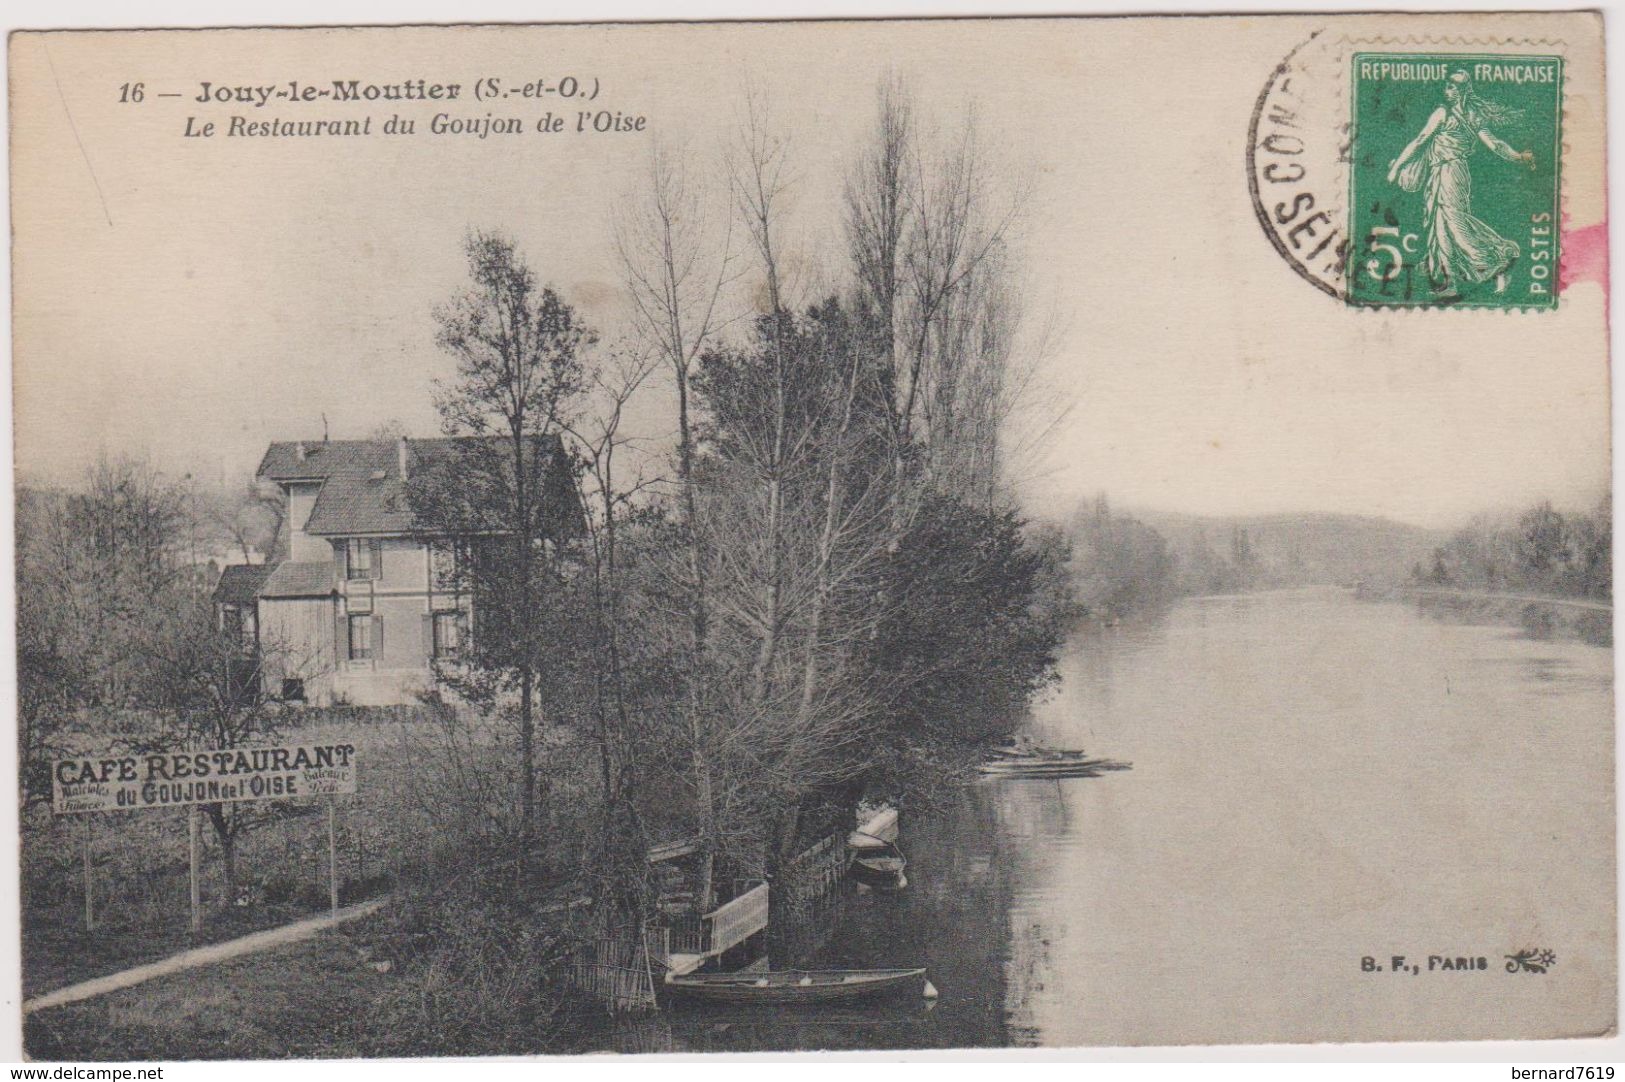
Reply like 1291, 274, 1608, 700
347, 539, 381, 580
280, 678, 306, 702
348, 614, 374, 660
222, 604, 244, 646
429, 541, 459, 589
433, 611, 462, 659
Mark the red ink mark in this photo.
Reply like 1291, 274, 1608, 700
1559, 219, 1608, 299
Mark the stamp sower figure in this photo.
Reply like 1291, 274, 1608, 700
1385, 71, 1537, 294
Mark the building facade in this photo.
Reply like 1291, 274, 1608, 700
213, 437, 492, 707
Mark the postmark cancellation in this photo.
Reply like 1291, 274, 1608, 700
1250, 35, 1566, 311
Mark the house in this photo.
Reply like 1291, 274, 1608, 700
211, 434, 576, 707
215, 562, 272, 704
215, 563, 270, 655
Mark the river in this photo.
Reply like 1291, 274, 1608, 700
611, 586, 1614, 1051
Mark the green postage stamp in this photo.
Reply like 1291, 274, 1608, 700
1348, 53, 1562, 310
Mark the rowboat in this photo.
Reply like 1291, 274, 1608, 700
854, 804, 899, 844
977, 752, 1125, 779
987, 743, 1090, 761
664, 967, 934, 1004
848, 832, 907, 889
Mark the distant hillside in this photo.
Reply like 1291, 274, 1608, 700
1126, 509, 1447, 593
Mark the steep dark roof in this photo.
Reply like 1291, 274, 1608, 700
213, 563, 272, 607
258, 440, 397, 482
257, 435, 571, 538
306, 474, 414, 535
259, 561, 337, 598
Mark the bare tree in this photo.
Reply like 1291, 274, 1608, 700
16, 485, 87, 808
139, 592, 295, 907
845, 80, 1023, 507
615, 144, 734, 903
560, 342, 661, 846
692, 296, 900, 874
18, 457, 197, 712
15, 458, 303, 902
202, 479, 286, 564
845, 75, 913, 402
726, 87, 802, 710
410, 230, 591, 841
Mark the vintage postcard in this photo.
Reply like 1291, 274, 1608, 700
8, 12, 1613, 1057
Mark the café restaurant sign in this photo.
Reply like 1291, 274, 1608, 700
53, 743, 358, 814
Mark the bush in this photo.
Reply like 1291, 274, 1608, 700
354, 848, 589, 1056
866, 494, 1067, 748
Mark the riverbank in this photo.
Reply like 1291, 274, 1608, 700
29, 588, 1611, 1054
1361, 584, 1612, 646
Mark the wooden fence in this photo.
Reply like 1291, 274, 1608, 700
637, 824, 868, 986
768, 831, 849, 959
646, 883, 770, 967
566, 923, 660, 1012
565, 961, 657, 1013
776, 831, 848, 916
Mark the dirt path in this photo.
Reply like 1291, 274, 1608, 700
23, 897, 391, 1015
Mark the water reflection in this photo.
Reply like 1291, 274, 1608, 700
611, 587, 1612, 1051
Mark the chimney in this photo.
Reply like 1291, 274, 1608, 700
295, 440, 306, 462
397, 436, 409, 480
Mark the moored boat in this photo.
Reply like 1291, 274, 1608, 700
977, 753, 1126, 779
854, 803, 899, 844
848, 832, 907, 889
664, 967, 934, 1004
987, 743, 1090, 761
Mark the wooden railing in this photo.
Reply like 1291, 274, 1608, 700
706, 881, 769, 956
665, 913, 706, 957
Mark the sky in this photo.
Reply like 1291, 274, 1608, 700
10, 15, 1611, 529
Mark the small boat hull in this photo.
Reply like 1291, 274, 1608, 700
855, 805, 899, 844
848, 834, 907, 889
978, 752, 1125, 779
665, 967, 929, 1005
850, 860, 907, 890
989, 744, 1089, 761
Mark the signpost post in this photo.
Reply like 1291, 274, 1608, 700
327, 796, 339, 921
188, 805, 202, 933
81, 817, 95, 932
51, 742, 360, 933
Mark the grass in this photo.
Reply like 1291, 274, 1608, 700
22, 703, 619, 1059
24, 894, 614, 1060
24, 925, 394, 1060
21, 704, 501, 999
21, 897, 386, 1000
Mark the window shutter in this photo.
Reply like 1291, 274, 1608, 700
373, 613, 384, 661
370, 540, 384, 580
334, 601, 347, 665
422, 613, 434, 658
336, 541, 348, 582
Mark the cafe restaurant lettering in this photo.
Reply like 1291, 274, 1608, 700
53, 743, 358, 814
